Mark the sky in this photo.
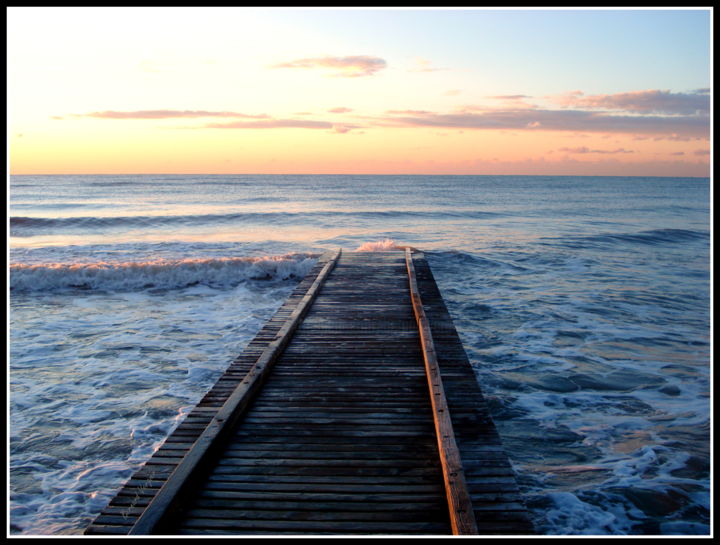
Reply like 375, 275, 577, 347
7, 7, 712, 176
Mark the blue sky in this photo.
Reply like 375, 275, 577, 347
264, 8, 711, 95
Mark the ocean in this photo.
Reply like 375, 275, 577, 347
8, 174, 711, 535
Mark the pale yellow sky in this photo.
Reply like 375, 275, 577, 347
8, 7, 712, 176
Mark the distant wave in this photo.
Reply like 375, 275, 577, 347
10, 254, 317, 293
541, 229, 710, 249
10, 209, 503, 233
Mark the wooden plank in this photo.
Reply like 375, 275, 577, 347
86, 249, 532, 536
188, 498, 445, 512
405, 247, 478, 535
410, 256, 535, 535
177, 519, 449, 533
125, 249, 342, 535
182, 508, 447, 522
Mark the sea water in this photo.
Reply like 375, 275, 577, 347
8, 174, 711, 535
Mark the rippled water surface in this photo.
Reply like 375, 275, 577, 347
9, 174, 711, 535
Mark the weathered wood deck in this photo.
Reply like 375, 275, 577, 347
85, 249, 534, 535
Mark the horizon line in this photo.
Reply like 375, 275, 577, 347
7, 172, 712, 179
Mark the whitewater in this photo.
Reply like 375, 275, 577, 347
8, 174, 711, 535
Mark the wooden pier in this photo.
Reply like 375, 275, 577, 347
85, 249, 534, 536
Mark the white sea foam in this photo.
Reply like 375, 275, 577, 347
354, 238, 401, 251
10, 277, 297, 534
543, 491, 637, 535
10, 254, 317, 293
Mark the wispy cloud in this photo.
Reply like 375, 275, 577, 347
60, 107, 364, 133
551, 89, 710, 115
60, 86, 709, 139
385, 109, 434, 115
376, 106, 709, 136
74, 110, 270, 120
271, 55, 387, 77
486, 95, 531, 100
202, 118, 362, 134
204, 119, 334, 129
332, 124, 361, 134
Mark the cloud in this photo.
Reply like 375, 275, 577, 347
66, 107, 365, 133
204, 119, 334, 129
486, 95, 531, 100
77, 110, 270, 119
202, 118, 363, 133
61, 85, 709, 139
385, 109, 434, 115
378, 107, 709, 136
552, 89, 710, 115
559, 147, 635, 154
694, 149, 710, 156
271, 55, 387, 77
332, 124, 362, 134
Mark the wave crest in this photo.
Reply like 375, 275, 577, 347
10, 254, 317, 293
354, 239, 403, 252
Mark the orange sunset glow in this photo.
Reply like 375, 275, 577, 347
7, 7, 711, 177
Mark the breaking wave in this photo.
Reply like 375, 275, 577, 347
354, 238, 403, 252
9, 254, 317, 293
